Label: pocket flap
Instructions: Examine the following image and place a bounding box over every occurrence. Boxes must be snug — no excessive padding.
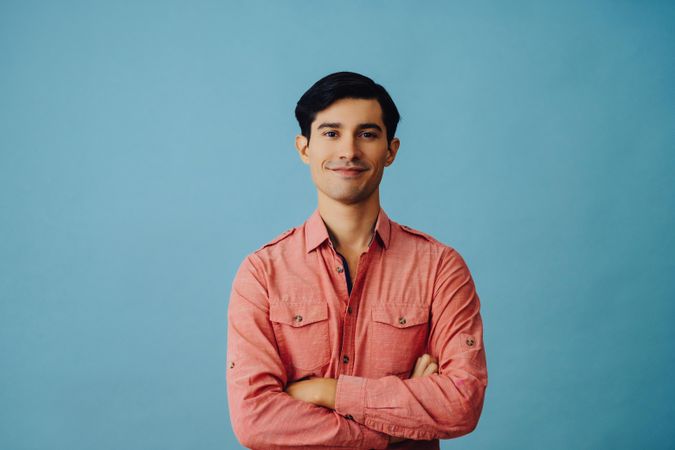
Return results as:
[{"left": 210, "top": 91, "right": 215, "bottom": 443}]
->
[
  {"left": 371, "top": 303, "right": 428, "bottom": 328},
  {"left": 269, "top": 302, "right": 328, "bottom": 327}
]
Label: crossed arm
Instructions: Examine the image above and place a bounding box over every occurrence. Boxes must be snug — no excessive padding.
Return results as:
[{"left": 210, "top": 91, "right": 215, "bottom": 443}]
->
[
  {"left": 285, "top": 354, "right": 440, "bottom": 446},
  {"left": 227, "top": 249, "right": 487, "bottom": 448}
]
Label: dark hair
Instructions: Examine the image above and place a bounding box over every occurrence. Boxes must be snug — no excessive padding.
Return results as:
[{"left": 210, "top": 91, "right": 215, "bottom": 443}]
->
[{"left": 295, "top": 71, "right": 401, "bottom": 145}]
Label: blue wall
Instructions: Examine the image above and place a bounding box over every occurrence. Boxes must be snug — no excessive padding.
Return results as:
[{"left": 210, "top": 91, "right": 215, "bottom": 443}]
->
[{"left": 1, "top": 1, "right": 673, "bottom": 449}]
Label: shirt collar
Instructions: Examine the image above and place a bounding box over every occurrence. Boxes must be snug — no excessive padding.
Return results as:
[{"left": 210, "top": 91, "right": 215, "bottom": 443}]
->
[{"left": 305, "top": 207, "right": 391, "bottom": 253}]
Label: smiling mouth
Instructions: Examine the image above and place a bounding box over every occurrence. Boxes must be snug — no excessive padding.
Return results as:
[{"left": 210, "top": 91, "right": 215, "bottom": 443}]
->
[{"left": 330, "top": 168, "right": 367, "bottom": 177}]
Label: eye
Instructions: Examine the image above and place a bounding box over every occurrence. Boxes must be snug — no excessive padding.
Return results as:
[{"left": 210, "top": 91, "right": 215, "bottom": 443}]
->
[
  {"left": 361, "top": 131, "right": 378, "bottom": 139},
  {"left": 323, "top": 131, "right": 338, "bottom": 138}
]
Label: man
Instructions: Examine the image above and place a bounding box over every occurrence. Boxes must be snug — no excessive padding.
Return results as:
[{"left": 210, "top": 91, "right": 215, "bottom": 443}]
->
[{"left": 226, "top": 71, "right": 487, "bottom": 449}]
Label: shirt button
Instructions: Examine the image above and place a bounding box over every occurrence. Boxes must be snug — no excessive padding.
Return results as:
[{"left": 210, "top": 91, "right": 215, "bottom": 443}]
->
[
  {"left": 398, "top": 317, "right": 406, "bottom": 325},
  {"left": 336, "top": 266, "right": 344, "bottom": 273},
  {"left": 343, "top": 355, "right": 349, "bottom": 364},
  {"left": 229, "top": 361, "right": 235, "bottom": 369},
  {"left": 347, "top": 306, "right": 352, "bottom": 314},
  {"left": 345, "top": 414, "right": 354, "bottom": 420},
  {"left": 466, "top": 336, "right": 475, "bottom": 346},
  {"left": 294, "top": 315, "right": 303, "bottom": 323}
]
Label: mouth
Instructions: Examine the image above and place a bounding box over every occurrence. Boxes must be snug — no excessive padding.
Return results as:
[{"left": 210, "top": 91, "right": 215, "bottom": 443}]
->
[{"left": 330, "top": 168, "right": 368, "bottom": 178}]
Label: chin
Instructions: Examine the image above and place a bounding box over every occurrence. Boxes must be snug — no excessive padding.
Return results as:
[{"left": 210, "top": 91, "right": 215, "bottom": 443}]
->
[{"left": 326, "top": 189, "right": 375, "bottom": 205}]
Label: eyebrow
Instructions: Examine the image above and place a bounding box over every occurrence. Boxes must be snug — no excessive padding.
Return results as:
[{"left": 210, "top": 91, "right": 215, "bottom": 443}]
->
[{"left": 316, "top": 122, "right": 383, "bottom": 132}]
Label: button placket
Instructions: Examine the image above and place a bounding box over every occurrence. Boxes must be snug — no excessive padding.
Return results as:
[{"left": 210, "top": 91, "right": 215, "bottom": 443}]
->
[{"left": 336, "top": 245, "right": 377, "bottom": 378}]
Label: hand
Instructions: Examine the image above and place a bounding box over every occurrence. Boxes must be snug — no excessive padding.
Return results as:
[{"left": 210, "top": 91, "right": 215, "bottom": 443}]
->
[
  {"left": 388, "top": 353, "right": 438, "bottom": 446},
  {"left": 285, "top": 377, "right": 337, "bottom": 409},
  {"left": 284, "top": 355, "right": 438, "bottom": 447},
  {"left": 410, "top": 353, "right": 438, "bottom": 378}
]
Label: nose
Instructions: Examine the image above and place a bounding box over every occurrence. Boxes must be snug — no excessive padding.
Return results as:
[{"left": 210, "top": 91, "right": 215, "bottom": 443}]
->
[{"left": 339, "top": 137, "right": 360, "bottom": 160}]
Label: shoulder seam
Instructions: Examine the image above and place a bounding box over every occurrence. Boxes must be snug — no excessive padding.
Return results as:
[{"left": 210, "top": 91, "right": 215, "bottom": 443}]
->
[
  {"left": 398, "top": 223, "right": 441, "bottom": 244},
  {"left": 255, "top": 227, "right": 296, "bottom": 252}
]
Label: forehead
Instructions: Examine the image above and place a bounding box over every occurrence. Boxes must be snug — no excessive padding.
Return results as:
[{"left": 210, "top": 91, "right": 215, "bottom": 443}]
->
[{"left": 312, "top": 98, "right": 384, "bottom": 128}]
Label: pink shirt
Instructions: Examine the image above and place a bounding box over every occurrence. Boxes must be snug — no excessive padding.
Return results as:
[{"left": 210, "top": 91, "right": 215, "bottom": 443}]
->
[{"left": 226, "top": 208, "right": 487, "bottom": 449}]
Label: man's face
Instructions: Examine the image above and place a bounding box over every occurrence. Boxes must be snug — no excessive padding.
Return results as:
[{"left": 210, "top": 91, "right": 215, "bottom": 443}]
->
[{"left": 295, "top": 98, "right": 400, "bottom": 205}]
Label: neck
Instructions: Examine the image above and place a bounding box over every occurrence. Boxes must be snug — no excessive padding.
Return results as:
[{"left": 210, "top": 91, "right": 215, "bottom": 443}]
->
[{"left": 317, "top": 190, "right": 381, "bottom": 254}]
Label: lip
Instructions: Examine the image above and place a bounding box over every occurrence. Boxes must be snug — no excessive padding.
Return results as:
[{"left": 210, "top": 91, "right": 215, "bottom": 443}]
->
[{"left": 330, "top": 168, "right": 367, "bottom": 178}]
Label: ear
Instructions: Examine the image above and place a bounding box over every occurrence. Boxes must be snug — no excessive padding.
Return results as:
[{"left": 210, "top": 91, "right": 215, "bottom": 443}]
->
[
  {"left": 384, "top": 137, "right": 400, "bottom": 167},
  {"left": 295, "top": 134, "right": 310, "bottom": 165}
]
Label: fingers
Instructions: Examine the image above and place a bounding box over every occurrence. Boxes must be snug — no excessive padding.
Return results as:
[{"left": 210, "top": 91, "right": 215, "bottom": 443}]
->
[
  {"left": 411, "top": 354, "right": 430, "bottom": 378},
  {"left": 422, "top": 361, "right": 438, "bottom": 377},
  {"left": 411, "top": 353, "right": 438, "bottom": 378}
]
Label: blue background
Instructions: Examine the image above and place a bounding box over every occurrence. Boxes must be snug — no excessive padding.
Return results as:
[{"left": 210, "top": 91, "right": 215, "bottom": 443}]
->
[{"left": 2, "top": 1, "right": 673, "bottom": 449}]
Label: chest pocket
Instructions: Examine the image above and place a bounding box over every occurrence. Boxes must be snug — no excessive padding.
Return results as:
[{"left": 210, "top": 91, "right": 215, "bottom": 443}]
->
[
  {"left": 269, "top": 301, "right": 331, "bottom": 374},
  {"left": 368, "top": 303, "right": 430, "bottom": 377}
]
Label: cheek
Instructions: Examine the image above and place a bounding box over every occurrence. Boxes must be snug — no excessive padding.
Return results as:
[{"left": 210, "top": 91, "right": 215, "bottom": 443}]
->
[{"left": 308, "top": 160, "right": 325, "bottom": 185}]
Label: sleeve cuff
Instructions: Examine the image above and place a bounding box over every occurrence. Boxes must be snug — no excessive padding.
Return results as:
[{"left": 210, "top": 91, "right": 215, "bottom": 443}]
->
[{"left": 335, "top": 374, "right": 367, "bottom": 423}]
